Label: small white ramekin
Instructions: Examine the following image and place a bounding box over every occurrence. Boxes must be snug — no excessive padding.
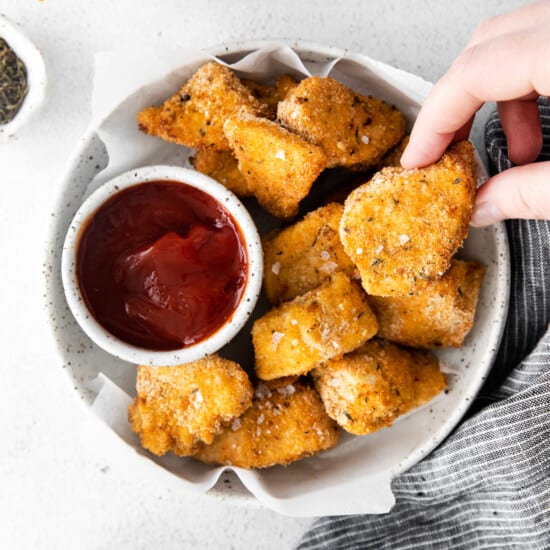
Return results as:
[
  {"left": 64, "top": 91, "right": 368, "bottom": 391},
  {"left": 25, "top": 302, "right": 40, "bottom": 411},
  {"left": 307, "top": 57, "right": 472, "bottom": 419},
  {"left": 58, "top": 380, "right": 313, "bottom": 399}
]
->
[{"left": 61, "top": 165, "right": 263, "bottom": 366}]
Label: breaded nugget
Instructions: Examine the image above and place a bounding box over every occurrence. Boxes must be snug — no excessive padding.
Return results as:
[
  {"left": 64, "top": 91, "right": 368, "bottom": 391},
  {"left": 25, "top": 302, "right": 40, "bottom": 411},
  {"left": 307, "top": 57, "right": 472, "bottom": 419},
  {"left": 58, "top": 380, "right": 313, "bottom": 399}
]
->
[
  {"left": 190, "top": 147, "right": 252, "bottom": 196},
  {"left": 340, "top": 141, "right": 477, "bottom": 297},
  {"left": 224, "top": 112, "right": 327, "bottom": 219},
  {"left": 128, "top": 355, "right": 253, "bottom": 457},
  {"left": 263, "top": 203, "right": 357, "bottom": 304},
  {"left": 368, "top": 259, "right": 486, "bottom": 348},
  {"left": 193, "top": 381, "right": 339, "bottom": 468},
  {"left": 242, "top": 74, "right": 298, "bottom": 119},
  {"left": 252, "top": 272, "right": 378, "bottom": 380},
  {"left": 277, "top": 76, "right": 406, "bottom": 168},
  {"left": 275, "top": 74, "right": 299, "bottom": 99},
  {"left": 137, "top": 62, "right": 265, "bottom": 150},
  {"left": 407, "top": 348, "right": 447, "bottom": 409},
  {"left": 312, "top": 339, "right": 445, "bottom": 435},
  {"left": 242, "top": 79, "right": 279, "bottom": 119}
]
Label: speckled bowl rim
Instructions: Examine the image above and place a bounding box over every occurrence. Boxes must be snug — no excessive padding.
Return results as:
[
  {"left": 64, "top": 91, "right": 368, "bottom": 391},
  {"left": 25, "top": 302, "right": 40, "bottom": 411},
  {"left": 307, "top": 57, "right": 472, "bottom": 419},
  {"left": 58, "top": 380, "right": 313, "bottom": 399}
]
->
[
  {"left": 61, "top": 165, "right": 263, "bottom": 367},
  {"left": 44, "top": 39, "right": 511, "bottom": 509}
]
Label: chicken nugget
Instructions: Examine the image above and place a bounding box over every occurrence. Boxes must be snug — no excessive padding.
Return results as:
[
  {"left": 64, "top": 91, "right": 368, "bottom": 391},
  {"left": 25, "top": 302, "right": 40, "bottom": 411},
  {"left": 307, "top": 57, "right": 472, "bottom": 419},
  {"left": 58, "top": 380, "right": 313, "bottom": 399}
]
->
[
  {"left": 275, "top": 74, "right": 299, "bottom": 99},
  {"left": 252, "top": 272, "right": 378, "bottom": 380},
  {"left": 137, "top": 62, "right": 265, "bottom": 150},
  {"left": 128, "top": 355, "right": 253, "bottom": 457},
  {"left": 368, "top": 259, "right": 486, "bottom": 348},
  {"left": 340, "top": 141, "right": 477, "bottom": 297},
  {"left": 242, "top": 74, "right": 298, "bottom": 119},
  {"left": 263, "top": 203, "right": 357, "bottom": 304},
  {"left": 193, "top": 381, "right": 339, "bottom": 468},
  {"left": 190, "top": 147, "right": 252, "bottom": 196},
  {"left": 312, "top": 339, "right": 445, "bottom": 435},
  {"left": 224, "top": 112, "right": 327, "bottom": 219},
  {"left": 277, "top": 76, "right": 406, "bottom": 168}
]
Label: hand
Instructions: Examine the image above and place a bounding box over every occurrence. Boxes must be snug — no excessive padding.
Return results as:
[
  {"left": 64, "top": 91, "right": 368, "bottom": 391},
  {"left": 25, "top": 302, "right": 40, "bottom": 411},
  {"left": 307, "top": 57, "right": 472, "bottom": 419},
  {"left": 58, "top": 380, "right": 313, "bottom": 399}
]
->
[{"left": 400, "top": 1, "right": 550, "bottom": 226}]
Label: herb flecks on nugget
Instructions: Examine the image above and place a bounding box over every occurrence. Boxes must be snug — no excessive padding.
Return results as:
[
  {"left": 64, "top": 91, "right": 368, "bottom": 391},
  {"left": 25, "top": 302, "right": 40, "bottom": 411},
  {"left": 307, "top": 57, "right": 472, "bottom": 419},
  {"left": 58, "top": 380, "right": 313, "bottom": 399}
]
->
[
  {"left": 137, "top": 62, "right": 266, "bottom": 150},
  {"left": 340, "top": 141, "right": 476, "bottom": 297},
  {"left": 278, "top": 75, "right": 406, "bottom": 169},
  {"left": 224, "top": 112, "right": 327, "bottom": 219},
  {"left": 128, "top": 355, "right": 253, "bottom": 457}
]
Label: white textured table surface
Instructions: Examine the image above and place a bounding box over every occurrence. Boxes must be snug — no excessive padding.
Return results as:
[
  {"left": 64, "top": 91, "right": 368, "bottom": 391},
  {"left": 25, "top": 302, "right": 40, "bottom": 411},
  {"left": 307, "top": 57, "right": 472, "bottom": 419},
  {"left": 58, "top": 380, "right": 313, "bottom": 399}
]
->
[{"left": 0, "top": 1, "right": 527, "bottom": 549}]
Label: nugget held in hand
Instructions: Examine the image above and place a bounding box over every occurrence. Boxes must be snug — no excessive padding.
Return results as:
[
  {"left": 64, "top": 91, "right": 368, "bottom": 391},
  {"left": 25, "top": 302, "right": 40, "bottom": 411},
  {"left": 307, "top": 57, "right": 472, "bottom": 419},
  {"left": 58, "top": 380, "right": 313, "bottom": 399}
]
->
[
  {"left": 193, "top": 381, "right": 339, "bottom": 468},
  {"left": 278, "top": 76, "right": 406, "bottom": 168},
  {"left": 340, "top": 141, "right": 477, "bottom": 297},
  {"left": 312, "top": 339, "right": 445, "bottom": 435},
  {"left": 137, "top": 62, "right": 265, "bottom": 150},
  {"left": 252, "top": 272, "right": 378, "bottom": 380},
  {"left": 128, "top": 355, "right": 253, "bottom": 457},
  {"left": 368, "top": 259, "right": 486, "bottom": 348},
  {"left": 224, "top": 112, "right": 327, "bottom": 219},
  {"left": 263, "top": 203, "right": 357, "bottom": 304}
]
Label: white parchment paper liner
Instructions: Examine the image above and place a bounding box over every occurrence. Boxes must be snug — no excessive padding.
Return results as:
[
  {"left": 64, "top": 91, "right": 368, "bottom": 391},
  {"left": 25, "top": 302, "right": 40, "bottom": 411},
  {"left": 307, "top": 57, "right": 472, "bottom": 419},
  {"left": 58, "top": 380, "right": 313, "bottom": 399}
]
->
[{"left": 83, "top": 42, "right": 453, "bottom": 517}]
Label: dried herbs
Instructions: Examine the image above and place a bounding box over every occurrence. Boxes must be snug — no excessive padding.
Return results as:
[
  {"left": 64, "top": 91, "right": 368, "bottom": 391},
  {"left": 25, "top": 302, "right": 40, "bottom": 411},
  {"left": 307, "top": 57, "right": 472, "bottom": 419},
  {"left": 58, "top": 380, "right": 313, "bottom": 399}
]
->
[{"left": 0, "top": 37, "right": 28, "bottom": 125}]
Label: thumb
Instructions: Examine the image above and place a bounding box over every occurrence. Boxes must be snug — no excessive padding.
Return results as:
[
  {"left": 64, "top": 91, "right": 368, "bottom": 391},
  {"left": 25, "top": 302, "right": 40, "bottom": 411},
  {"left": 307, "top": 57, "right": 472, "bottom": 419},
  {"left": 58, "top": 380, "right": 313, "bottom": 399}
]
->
[{"left": 470, "top": 161, "right": 550, "bottom": 226}]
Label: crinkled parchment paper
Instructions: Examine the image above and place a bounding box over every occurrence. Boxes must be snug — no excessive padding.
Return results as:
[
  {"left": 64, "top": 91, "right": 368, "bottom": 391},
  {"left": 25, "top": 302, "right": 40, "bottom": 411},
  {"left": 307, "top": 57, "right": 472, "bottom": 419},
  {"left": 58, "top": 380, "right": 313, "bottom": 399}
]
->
[{"left": 81, "top": 42, "right": 466, "bottom": 517}]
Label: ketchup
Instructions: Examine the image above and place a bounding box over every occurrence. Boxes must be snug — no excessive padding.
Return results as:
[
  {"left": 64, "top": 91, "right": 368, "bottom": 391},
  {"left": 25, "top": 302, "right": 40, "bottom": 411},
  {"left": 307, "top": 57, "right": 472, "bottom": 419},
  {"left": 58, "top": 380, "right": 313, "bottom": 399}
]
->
[{"left": 77, "top": 181, "right": 248, "bottom": 351}]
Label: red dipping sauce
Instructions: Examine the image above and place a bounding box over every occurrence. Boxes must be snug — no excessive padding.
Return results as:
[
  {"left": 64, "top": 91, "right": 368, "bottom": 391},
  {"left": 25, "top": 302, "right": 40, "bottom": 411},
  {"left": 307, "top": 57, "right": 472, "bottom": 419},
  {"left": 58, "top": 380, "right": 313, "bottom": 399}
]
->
[{"left": 77, "top": 181, "right": 248, "bottom": 351}]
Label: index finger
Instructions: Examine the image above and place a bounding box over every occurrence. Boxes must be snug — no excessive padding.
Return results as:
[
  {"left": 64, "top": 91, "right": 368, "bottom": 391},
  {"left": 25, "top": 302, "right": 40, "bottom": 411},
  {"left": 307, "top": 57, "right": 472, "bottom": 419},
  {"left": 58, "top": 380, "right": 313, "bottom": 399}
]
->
[{"left": 401, "top": 27, "right": 547, "bottom": 168}]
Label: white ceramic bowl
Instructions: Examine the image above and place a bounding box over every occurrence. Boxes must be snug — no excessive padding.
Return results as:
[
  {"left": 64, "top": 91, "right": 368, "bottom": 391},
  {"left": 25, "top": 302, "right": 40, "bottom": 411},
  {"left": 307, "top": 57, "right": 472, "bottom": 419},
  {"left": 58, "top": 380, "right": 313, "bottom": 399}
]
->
[
  {"left": 47, "top": 41, "right": 510, "bottom": 515},
  {"left": 61, "top": 165, "right": 263, "bottom": 366}
]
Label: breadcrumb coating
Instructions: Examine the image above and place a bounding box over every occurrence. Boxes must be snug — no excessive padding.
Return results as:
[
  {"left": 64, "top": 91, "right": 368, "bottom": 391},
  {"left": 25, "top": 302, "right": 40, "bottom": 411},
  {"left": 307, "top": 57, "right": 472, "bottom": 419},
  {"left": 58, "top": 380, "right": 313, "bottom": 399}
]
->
[
  {"left": 128, "top": 355, "right": 253, "bottom": 457},
  {"left": 368, "top": 259, "right": 486, "bottom": 348},
  {"left": 224, "top": 112, "right": 327, "bottom": 219},
  {"left": 190, "top": 147, "right": 252, "bottom": 196},
  {"left": 252, "top": 272, "right": 378, "bottom": 380},
  {"left": 312, "top": 339, "right": 445, "bottom": 435},
  {"left": 262, "top": 203, "right": 357, "bottom": 305},
  {"left": 278, "top": 76, "right": 406, "bottom": 168},
  {"left": 137, "top": 62, "right": 265, "bottom": 150},
  {"left": 340, "top": 141, "right": 477, "bottom": 297},
  {"left": 193, "top": 381, "right": 339, "bottom": 468},
  {"left": 242, "top": 74, "right": 297, "bottom": 119}
]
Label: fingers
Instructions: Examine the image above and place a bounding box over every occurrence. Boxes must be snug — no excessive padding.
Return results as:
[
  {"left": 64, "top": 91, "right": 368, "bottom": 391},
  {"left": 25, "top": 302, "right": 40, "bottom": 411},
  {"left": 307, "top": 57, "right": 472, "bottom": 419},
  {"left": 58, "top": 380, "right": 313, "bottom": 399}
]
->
[
  {"left": 470, "top": 161, "right": 550, "bottom": 226},
  {"left": 467, "top": 0, "right": 550, "bottom": 47},
  {"left": 498, "top": 97, "right": 543, "bottom": 164},
  {"left": 401, "top": 27, "right": 547, "bottom": 169}
]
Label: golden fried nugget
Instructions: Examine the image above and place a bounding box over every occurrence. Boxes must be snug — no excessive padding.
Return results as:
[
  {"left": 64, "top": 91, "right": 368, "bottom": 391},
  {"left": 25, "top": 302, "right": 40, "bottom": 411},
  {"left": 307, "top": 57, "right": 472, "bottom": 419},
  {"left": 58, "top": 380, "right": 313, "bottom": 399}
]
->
[
  {"left": 275, "top": 74, "right": 299, "bottom": 99},
  {"left": 137, "top": 62, "right": 265, "bottom": 150},
  {"left": 252, "top": 272, "right": 378, "bottom": 380},
  {"left": 242, "top": 74, "right": 298, "bottom": 119},
  {"left": 368, "top": 259, "right": 486, "bottom": 348},
  {"left": 190, "top": 147, "right": 252, "bottom": 196},
  {"left": 340, "top": 141, "right": 477, "bottom": 297},
  {"left": 263, "top": 203, "right": 357, "bottom": 304},
  {"left": 224, "top": 112, "right": 327, "bottom": 219},
  {"left": 407, "top": 348, "right": 447, "bottom": 409},
  {"left": 242, "top": 79, "right": 279, "bottom": 120},
  {"left": 277, "top": 76, "right": 406, "bottom": 168},
  {"left": 193, "top": 381, "right": 339, "bottom": 468},
  {"left": 312, "top": 339, "right": 445, "bottom": 435},
  {"left": 128, "top": 355, "right": 253, "bottom": 457}
]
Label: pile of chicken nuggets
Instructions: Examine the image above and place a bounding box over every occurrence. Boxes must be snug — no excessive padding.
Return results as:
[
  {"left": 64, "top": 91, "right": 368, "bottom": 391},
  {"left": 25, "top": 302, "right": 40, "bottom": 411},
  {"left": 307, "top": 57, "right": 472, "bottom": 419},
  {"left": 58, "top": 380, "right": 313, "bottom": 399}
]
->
[{"left": 129, "top": 61, "right": 485, "bottom": 469}]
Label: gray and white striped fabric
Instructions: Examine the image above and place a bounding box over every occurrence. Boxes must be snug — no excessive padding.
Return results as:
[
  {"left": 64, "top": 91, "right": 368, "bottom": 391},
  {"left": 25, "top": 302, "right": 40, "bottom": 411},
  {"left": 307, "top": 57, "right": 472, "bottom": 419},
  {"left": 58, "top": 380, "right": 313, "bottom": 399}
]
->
[{"left": 298, "top": 104, "right": 550, "bottom": 549}]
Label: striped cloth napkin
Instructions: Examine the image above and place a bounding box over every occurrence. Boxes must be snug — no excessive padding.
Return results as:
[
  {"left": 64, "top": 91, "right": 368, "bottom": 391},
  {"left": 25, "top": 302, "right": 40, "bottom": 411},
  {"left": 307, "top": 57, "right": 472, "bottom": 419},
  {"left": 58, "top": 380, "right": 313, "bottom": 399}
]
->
[{"left": 298, "top": 104, "right": 550, "bottom": 549}]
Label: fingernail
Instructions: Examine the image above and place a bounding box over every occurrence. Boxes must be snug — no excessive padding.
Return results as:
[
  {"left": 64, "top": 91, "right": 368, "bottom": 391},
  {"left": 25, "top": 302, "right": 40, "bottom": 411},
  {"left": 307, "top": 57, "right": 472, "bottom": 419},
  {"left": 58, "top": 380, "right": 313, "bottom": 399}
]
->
[{"left": 470, "top": 201, "right": 503, "bottom": 227}]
